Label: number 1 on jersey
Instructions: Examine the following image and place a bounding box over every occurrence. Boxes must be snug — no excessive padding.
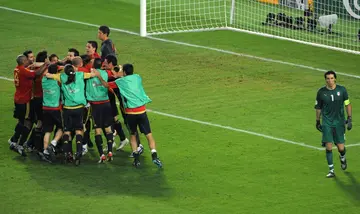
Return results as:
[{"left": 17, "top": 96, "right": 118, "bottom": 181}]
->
[{"left": 330, "top": 94, "right": 334, "bottom": 101}]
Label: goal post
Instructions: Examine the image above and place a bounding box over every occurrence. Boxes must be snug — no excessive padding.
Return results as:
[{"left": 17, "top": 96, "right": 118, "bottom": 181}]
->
[{"left": 141, "top": 0, "right": 360, "bottom": 54}]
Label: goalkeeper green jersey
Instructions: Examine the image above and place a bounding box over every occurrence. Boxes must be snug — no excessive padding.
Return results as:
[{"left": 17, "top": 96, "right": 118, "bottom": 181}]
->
[{"left": 314, "top": 85, "right": 349, "bottom": 127}]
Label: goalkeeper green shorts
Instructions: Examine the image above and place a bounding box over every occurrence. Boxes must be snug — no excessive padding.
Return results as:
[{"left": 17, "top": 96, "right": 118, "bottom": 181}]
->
[{"left": 322, "top": 124, "right": 345, "bottom": 144}]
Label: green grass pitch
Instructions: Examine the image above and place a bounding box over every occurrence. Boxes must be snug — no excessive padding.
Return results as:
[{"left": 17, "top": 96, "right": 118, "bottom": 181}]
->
[{"left": 0, "top": 0, "right": 360, "bottom": 213}]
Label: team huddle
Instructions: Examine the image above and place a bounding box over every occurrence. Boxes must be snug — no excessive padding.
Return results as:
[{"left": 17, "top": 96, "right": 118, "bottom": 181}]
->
[{"left": 8, "top": 25, "right": 162, "bottom": 168}]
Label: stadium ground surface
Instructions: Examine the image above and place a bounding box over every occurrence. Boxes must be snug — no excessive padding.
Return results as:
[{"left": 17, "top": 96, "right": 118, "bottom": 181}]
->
[{"left": 0, "top": 0, "right": 360, "bottom": 213}]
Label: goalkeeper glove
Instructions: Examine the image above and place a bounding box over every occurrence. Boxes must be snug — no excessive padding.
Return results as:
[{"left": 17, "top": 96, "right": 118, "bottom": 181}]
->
[
  {"left": 346, "top": 116, "right": 352, "bottom": 131},
  {"left": 316, "top": 120, "right": 322, "bottom": 132}
]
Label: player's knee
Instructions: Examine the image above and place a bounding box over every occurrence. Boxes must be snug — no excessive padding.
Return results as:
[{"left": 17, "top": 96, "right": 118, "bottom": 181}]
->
[
  {"left": 104, "top": 126, "right": 112, "bottom": 134},
  {"left": 326, "top": 149, "right": 332, "bottom": 153},
  {"left": 95, "top": 128, "right": 102, "bottom": 135}
]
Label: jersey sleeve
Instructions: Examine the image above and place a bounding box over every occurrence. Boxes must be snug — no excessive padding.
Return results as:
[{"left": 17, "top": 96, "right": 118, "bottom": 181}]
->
[
  {"left": 83, "top": 72, "right": 92, "bottom": 79},
  {"left": 314, "top": 90, "right": 323, "bottom": 109},
  {"left": 53, "top": 73, "right": 61, "bottom": 82},
  {"left": 23, "top": 68, "right": 36, "bottom": 79},
  {"left": 343, "top": 87, "right": 350, "bottom": 105},
  {"left": 108, "top": 82, "right": 118, "bottom": 89}
]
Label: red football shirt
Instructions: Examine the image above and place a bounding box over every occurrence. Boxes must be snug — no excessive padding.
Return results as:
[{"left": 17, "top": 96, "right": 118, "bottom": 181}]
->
[
  {"left": 90, "top": 52, "right": 101, "bottom": 59},
  {"left": 33, "top": 67, "right": 44, "bottom": 98},
  {"left": 14, "top": 65, "right": 36, "bottom": 104},
  {"left": 77, "top": 67, "right": 90, "bottom": 73}
]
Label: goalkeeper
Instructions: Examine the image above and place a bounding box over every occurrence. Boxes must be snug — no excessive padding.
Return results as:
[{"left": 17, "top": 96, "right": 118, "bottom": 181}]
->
[{"left": 314, "top": 71, "right": 352, "bottom": 178}]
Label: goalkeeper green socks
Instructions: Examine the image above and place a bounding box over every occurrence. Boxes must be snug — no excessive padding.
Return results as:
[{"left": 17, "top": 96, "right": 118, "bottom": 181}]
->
[{"left": 326, "top": 149, "right": 334, "bottom": 171}]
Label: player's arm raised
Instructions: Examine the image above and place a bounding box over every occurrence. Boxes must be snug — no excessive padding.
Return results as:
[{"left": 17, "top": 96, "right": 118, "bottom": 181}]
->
[{"left": 34, "top": 62, "right": 49, "bottom": 76}]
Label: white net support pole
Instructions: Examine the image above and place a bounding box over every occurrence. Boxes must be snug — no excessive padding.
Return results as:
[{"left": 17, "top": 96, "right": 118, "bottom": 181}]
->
[{"left": 140, "top": 0, "right": 147, "bottom": 37}]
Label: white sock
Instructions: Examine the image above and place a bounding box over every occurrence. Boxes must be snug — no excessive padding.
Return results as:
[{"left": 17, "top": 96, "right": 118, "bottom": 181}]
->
[
  {"left": 51, "top": 140, "right": 57, "bottom": 147},
  {"left": 151, "top": 149, "right": 157, "bottom": 154},
  {"left": 43, "top": 149, "right": 49, "bottom": 155}
]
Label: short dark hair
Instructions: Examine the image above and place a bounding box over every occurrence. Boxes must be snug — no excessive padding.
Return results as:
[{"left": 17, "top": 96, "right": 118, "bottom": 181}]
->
[
  {"left": 48, "top": 64, "right": 58, "bottom": 74},
  {"left": 68, "top": 48, "right": 79, "bottom": 57},
  {"left": 105, "top": 54, "right": 117, "bottom": 66},
  {"left": 23, "top": 50, "right": 33, "bottom": 58},
  {"left": 99, "top": 25, "right": 110, "bottom": 36},
  {"left": 324, "top": 70, "right": 337, "bottom": 79},
  {"left": 36, "top": 50, "right": 48, "bottom": 62},
  {"left": 49, "top": 54, "right": 58, "bottom": 62},
  {"left": 123, "top": 64, "right": 134, "bottom": 75},
  {"left": 93, "top": 58, "right": 102, "bottom": 69},
  {"left": 87, "top": 40, "right": 98, "bottom": 52},
  {"left": 80, "top": 54, "right": 91, "bottom": 66}
]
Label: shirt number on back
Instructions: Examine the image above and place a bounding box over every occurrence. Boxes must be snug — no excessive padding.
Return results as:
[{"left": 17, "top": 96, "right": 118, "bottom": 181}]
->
[{"left": 14, "top": 69, "right": 19, "bottom": 87}]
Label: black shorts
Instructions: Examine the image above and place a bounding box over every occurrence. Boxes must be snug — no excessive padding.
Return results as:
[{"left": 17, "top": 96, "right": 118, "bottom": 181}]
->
[
  {"left": 83, "top": 106, "right": 91, "bottom": 123},
  {"left": 13, "top": 102, "right": 34, "bottom": 124},
  {"left": 91, "top": 102, "right": 113, "bottom": 129},
  {"left": 62, "top": 108, "right": 84, "bottom": 132},
  {"left": 108, "top": 91, "right": 119, "bottom": 117},
  {"left": 31, "top": 97, "right": 43, "bottom": 122},
  {"left": 42, "top": 110, "right": 63, "bottom": 132},
  {"left": 126, "top": 112, "right": 151, "bottom": 135}
]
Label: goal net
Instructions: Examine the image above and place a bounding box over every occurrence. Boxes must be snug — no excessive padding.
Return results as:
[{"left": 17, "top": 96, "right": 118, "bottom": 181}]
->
[{"left": 141, "top": 0, "right": 360, "bottom": 54}]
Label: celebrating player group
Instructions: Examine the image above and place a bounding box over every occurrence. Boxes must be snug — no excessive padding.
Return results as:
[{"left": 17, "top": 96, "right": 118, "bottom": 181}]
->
[{"left": 8, "top": 25, "right": 162, "bottom": 168}]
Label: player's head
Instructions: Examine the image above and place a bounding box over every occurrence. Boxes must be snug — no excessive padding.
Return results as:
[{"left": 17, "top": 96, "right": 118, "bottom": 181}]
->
[
  {"left": 49, "top": 54, "right": 59, "bottom": 64},
  {"left": 35, "top": 50, "right": 48, "bottom": 62},
  {"left": 122, "top": 64, "right": 134, "bottom": 76},
  {"left": 86, "top": 41, "right": 98, "bottom": 55},
  {"left": 23, "top": 50, "right": 34, "bottom": 64},
  {"left": 324, "top": 70, "right": 337, "bottom": 87},
  {"left": 98, "top": 26, "right": 110, "bottom": 40},
  {"left": 72, "top": 56, "right": 83, "bottom": 68},
  {"left": 16, "top": 55, "right": 28, "bottom": 66},
  {"left": 64, "top": 64, "right": 76, "bottom": 85},
  {"left": 47, "top": 63, "right": 58, "bottom": 74},
  {"left": 67, "top": 48, "right": 79, "bottom": 60},
  {"left": 80, "top": 54, "right": 91, "bottom": 66},
  {"left": 104, "top": 54, "right": 117, "bottom": 69},
  {"left": 93, "top": 58, "right": 102, "bottom": 69}
]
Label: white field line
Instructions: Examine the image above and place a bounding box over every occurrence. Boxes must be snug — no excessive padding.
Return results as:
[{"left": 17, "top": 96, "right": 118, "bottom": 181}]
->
[
  {"left": 0, "top": 77, "right": 323, "bottom": 151},
  {"left": 0, "top": 6, "right": 360, "bottom": 79},
  {"left": 0, "top": 6, "right": 358, "bottom": 150}
]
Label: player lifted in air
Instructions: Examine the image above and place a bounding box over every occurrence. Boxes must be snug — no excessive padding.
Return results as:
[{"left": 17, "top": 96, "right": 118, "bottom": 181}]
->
[{"left": 314, "top": 70, "right": 352, "bottom": 178}]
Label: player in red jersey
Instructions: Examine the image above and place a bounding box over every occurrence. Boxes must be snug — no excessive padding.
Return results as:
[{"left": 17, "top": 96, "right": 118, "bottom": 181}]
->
[
  {"left": 9, "top": 55, "right": 48, "bottom": 156},
  {"left": 24, "top": 51, "right": 48, "bottom": 152},
  {"left": 86, "top": 41, "right": 101, "bottom": 60},
  {"left": 23, "top": 50, "right": 35, "bottom": 65}
]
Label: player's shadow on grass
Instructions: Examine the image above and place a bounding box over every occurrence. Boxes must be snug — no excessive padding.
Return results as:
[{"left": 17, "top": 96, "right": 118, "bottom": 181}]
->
[
  {"left": 15, "top": 149, "right": 173, "bottom": 198},
  {"left": 335, "top": 171, "right": 360, "bottom": 205}
]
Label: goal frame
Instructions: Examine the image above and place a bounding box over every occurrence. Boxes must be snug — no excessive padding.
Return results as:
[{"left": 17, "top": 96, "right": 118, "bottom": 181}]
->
[{"left": 140, "top": 0, "right": 360, "bottom": 55}]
